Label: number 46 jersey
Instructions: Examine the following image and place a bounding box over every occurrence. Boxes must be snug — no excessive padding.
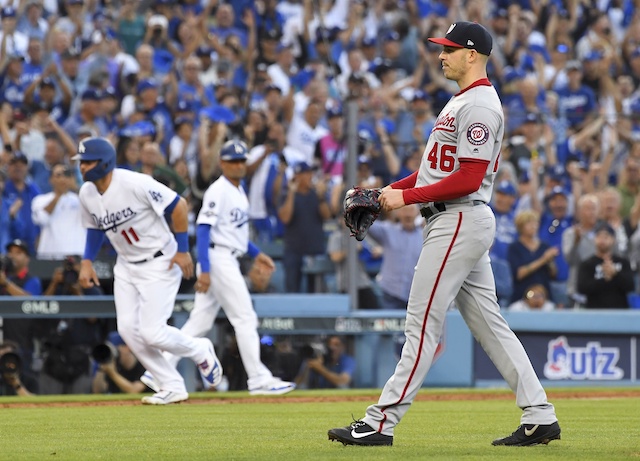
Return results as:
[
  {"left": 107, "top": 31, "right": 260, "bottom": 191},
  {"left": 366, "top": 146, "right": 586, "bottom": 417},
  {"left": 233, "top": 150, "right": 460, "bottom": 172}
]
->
[
  {"left": 416, "top": 81, "right": 504, "bottom": 205},
  {"left": 78, "top": 169, "right": 178, "bottom": 262}
]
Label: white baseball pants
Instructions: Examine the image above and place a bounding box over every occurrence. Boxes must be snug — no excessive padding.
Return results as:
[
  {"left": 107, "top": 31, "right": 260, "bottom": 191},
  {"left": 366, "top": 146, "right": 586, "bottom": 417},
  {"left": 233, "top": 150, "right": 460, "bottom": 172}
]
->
[
  {"left": 113, "top": 253, "right": 207, "bottom": 394},
  {"left": 167, "top": 246, "right": 274, "bottom": 389}
]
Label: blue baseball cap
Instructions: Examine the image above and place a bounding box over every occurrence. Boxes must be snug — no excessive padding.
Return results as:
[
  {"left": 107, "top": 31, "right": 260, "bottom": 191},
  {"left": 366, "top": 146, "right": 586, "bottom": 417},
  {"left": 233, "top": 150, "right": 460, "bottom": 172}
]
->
[
  {"left": 362, "top": 36, "right": 376, "bottom": 47},
  {"left": 315, "top": 27, "right": 335, "bottom": 42},
  {"left": 545, "top": 185, "right": 567, "bottom": 201},
  {"left": 1, "top": 6, "right": 17, "bottom": 19},
  {"left": 137, "top": 78, "right": 158, "bottom": 93},
  {"left": 412, "top": 89, "right": 430, "bottom": 102},
  {"left": 176, "top": 99, "right": 192, "bottom": 112},
  {"left": 103, "top": 86, "right": 117, "bottom": 98},
  {"left": 383, "top": 31, "right": 401, "bottom": 42},
  {"left": 594, "top": 221, "right": 615, "bottom": 236},
  {"left": 174, "top": 115, "right": 193, "bottom": 127},
  {"left": 81, "top": 88, "right": 103, "bottom": 101},
  {"left": 219, "top": 140, "right": 248, "bottom": 161},
  {"left": 9, "top": 151, "right": 29, "bottom": 165},
  {"left": 523, "top": 112, "right": 542, "bottom": 124},
  {"left": 293, "top": 161, "right": 314, "bottom": 174},
  {"left": 327, "top": 106, "right": 343, "bottom": 118},
  {"left": 195, "top": 45, "right": 212, "bottom": 57},
  {"left": 6, "top": 238, "right": 29, "bottom": 255},
  {"left": 503, "top": 67, "right": 525, "bottom": 84},
  {"left": 547, "top": 164, "right": 566, "bottom": 181},
  {"left": 495, "top": 180, "right": 516, "bottom": 196},
  {"left": 264, "top": 83, "right": 282, "bottom": 94},
  {"left": 276, "top": 41, "right": 293, "bottom": 53},
  {"left": 40, "top": 77, "right": 56, "bottom": 88}
]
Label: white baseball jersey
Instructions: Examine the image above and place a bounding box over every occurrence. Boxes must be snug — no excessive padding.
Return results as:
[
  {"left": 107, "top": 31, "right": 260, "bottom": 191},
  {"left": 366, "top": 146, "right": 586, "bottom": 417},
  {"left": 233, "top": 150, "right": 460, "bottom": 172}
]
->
[
  {"left": 78, "top": 169, "right": 178, "bottom": 262},
  {"left": 415, "top": 81, "right": 504, "bottom": 204},
  {"left": 197, "top": 175, "right": 249, "bottom": 253}
]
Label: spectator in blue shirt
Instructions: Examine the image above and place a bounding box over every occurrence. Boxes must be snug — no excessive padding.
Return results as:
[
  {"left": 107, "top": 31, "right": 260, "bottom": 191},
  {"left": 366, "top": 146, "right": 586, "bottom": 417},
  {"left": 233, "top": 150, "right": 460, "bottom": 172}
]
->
[
  {"left": 508, "top": 210, "right": 559, "bottom": 304},
  {"left": 296, "top": 336, "right": 356, "bottom": 389},
  {"left": 394, "top": 90, "right": 435, "bottom": 161},
  {"left": 210, "top": 4, "right": 248, "bottom": 49},
  {"left": 21, "top": 37, "right": 45, "bottom": 87},
  {"left": 2, "top": 153, "right": 40, "bottom": 256},
  {"left": 490, "top": 180, "right": 518, "bottom": 305},
  {"left": 490, "top": 180, "right": 518, "bottom": 261},
  {"left": 17, "top": 1, "right": 48, "bottom": 42},
  {"left": 0, "top": 52, "right": 28, "bottom": 109},
  {"left": 0, "top": 171, "right": 24, "bottom": 253},
  {"left": 539, "top": 186, "right": 573, "bottom": 307},
  {"left": 175, "top": 56, "right": 212, "bottom": 116},
  {"left": 254, "top": 0, "right": 285, "bottom": 36},
  {"left": 556, "top": 60, "right": 598, "bottom": 131},
  {"left": 62, "top": 88, "right": 109, "bottom": 142},
  {"left": 367, "top": 205, "right": 423, "bottom": 310}
]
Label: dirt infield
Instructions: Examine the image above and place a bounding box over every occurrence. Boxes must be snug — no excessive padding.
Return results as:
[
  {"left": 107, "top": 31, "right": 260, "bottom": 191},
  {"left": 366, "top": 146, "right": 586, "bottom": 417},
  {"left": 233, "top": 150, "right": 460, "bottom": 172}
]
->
[{"left": 2, "top": 389, "right": 640, "bottom": 409}]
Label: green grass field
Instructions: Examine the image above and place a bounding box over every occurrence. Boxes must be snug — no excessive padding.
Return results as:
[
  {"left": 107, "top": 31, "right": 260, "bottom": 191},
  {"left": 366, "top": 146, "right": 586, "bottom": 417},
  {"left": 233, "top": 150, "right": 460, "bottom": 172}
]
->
[{"left": 0, "top": 388, "right": 639, "bottom": 461}]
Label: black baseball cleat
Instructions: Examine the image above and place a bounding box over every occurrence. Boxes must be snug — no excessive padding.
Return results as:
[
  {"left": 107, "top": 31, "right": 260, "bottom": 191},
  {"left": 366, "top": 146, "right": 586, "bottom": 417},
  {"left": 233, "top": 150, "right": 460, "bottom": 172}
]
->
[
  {"left": 328, "top": 420, "right": 393, "bottom": 446},
  {"left": 492, "top": 422, "right": 561, "bottom": 446}
]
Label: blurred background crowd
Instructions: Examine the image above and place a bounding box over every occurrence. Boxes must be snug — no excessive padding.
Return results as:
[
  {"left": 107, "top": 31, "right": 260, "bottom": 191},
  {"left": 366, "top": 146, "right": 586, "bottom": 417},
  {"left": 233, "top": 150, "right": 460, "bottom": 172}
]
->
[{"left": 1, "top": 0, "right": 640, "bottom": 395}]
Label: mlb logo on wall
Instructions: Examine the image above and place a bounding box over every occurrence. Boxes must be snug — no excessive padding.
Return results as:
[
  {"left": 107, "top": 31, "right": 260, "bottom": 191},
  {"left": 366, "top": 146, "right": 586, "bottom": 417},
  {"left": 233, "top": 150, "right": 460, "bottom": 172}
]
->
[{"left": 543, "top": 336, "right": 623, "bottom": 380}]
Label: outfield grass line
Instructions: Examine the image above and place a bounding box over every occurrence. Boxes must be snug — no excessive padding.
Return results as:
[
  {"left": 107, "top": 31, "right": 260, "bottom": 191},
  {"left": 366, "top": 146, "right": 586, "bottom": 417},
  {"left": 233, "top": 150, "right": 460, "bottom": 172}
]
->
[{"left": 0, "top": 387, "right": 639, "bottom": 408}]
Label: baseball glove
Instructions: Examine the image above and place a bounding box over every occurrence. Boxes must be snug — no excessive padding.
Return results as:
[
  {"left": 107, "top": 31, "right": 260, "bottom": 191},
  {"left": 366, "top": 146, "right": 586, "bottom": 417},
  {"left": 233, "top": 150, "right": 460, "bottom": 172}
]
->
[{"left": 343, "top": 187, "right": 382, "bottom": 241}]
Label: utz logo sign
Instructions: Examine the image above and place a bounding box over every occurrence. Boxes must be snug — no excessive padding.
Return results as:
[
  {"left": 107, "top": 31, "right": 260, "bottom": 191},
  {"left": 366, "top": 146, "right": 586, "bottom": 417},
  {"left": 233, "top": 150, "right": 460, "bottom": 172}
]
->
[{"left": 543, "top": 336, "right": 623, "bottom": 380}]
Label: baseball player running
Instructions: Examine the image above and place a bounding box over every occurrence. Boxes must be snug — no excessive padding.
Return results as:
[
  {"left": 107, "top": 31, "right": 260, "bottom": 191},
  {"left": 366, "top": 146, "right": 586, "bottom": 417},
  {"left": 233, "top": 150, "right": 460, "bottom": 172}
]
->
[
  {"left": 76, "top": 137, "right": 222, "bottom": 405},
  {"left": 328, "top": 22, "right": 560, "bottom": 447},
  {"left": 145, "top": 140, "right": 295, "bottom": 396}
]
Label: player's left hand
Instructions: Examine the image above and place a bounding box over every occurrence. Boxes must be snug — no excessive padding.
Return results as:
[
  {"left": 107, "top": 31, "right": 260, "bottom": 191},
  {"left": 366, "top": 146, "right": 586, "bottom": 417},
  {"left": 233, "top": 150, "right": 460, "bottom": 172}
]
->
[
  {"left": 379, "top": 188, "right": 406, "bottom": 211},
  {"left": 79, "top": 259, "right": 100, "bottom": 289},
  {"left": 195, "top": 272, "right": 211, "bottom": 293},
  {"left": 254, "top": 253, "right": 276, "bottom": 273},
  {"left": 170, "top": 252, "right": 194, "bottom": 279}
]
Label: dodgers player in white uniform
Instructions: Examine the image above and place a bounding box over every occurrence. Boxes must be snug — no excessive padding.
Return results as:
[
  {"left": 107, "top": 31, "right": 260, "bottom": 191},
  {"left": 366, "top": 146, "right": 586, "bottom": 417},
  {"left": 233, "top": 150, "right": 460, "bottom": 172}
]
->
[
  {"left": 150, "top": 140, "right": 295, "bottom": 395},
  {"left": 329, "top": 23, "right": 560, "bottom": 447},
  {"left": 75, "top": 137, "right": 222, "bottom": 405}
]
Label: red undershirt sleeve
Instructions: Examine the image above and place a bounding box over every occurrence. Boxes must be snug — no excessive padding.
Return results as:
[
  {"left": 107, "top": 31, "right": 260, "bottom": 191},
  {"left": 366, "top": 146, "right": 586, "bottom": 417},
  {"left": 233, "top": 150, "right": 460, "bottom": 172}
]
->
[
  {"left": 389, "top": 170, "right": 418, "bottom": 190},
  {"left": 401, "top": 159, "right": 490, "bottom": 205}
]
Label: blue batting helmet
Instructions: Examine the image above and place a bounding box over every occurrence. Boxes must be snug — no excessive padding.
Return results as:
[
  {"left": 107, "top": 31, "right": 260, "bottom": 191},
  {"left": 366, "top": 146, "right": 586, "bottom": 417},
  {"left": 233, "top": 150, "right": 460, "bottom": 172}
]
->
[
  {"left": 73, "top": 137, "right": 116, "bottom": 182},
  {"left": 219, "top": 140, "right": 248, "bottom": 161}
]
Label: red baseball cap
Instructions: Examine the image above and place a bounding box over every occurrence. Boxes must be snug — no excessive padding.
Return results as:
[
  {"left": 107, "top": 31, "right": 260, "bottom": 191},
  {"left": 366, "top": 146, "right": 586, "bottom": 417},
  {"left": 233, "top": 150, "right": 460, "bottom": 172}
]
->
[{"left": 428, "top": 21, "right": 493, "bottom": 56}]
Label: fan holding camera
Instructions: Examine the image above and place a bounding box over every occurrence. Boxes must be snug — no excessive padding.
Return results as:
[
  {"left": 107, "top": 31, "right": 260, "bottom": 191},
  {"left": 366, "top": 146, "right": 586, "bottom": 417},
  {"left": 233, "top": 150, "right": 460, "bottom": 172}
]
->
[
  {"left": 43, "top": 256, "right": 102, "bottom": 296},
  {"left": 0, "top": 341, "right": 36, "bottom": 396},
  {"left": 91, "top": 332, "right": 151, "bottom": 395}
]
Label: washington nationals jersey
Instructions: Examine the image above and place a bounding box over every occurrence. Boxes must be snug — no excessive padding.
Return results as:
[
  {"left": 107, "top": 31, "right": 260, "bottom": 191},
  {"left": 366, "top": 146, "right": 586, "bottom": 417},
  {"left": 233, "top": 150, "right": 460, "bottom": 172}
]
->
[
  {"left": 78, "top": 169, "right": 178, "bottom": 262},
  {"left": 197, "top": 176, "right": 249, "bottom": 253},
  {"left": 415, "top": 81, "right": 504, "bottom": 204}
]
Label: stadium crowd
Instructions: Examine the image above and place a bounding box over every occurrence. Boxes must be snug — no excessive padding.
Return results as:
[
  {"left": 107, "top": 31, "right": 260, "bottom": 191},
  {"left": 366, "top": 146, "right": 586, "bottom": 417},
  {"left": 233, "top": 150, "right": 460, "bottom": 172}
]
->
[{"left": 1, "top": 0, "right": 640, "bottom": 394}]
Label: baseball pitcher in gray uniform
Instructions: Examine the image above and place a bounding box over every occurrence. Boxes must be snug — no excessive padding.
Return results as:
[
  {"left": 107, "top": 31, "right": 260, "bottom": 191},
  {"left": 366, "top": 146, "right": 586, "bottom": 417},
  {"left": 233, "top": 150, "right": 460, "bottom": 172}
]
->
[{"left": 328, "top": 22, "right": 560, "bottom": 447}]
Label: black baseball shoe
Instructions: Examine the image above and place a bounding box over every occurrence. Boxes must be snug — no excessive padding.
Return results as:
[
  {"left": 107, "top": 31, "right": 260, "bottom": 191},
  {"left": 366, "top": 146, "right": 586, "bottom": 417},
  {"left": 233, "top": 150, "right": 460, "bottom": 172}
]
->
[
  {"left": 492, "top": 422, "right": 561, "bottom": 446},
  {"left": 328, "top": 420, "right": 393, "bottom": 446}
]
